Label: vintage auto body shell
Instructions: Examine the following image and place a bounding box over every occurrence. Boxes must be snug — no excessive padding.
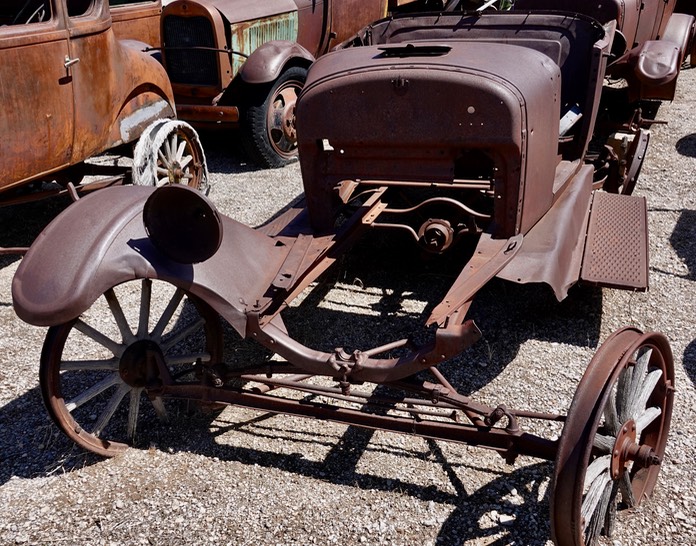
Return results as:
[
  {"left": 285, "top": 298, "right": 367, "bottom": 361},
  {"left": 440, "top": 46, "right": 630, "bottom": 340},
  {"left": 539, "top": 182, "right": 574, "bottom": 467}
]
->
[
  {"left": 0, "top": 0, "right": 175, "bottom": 192},
  {"left": 12, "top": 186, "right": 291, "bottom": 336},
  {"left": 297, "top": 41, "right": 562, "bottom": 238},
  {"left": 110, "top": 0, "right": 163, "bottom": 47}
]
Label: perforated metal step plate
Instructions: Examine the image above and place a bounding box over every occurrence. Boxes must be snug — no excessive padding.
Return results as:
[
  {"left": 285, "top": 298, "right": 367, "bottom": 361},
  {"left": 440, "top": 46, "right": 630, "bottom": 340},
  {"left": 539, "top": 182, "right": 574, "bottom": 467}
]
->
[{"left": 580, "top": 191, "right": 649, "bottom": 290}]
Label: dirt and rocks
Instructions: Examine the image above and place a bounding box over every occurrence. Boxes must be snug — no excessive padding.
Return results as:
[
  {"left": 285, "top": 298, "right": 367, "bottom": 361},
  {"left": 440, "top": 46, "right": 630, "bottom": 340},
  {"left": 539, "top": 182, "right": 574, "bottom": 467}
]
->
[{"left": 0, "top": 67, "right": 694, "bottom": 546}]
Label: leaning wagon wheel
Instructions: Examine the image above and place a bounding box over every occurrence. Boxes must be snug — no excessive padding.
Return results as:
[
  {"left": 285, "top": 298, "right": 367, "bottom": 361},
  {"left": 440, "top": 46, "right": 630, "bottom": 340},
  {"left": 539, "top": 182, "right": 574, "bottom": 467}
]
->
[
  {"left": 40, "top": 279, "right": 222, "bottom": 457},
  {"left": 551, "top": 328, "right": 674, "bottom": 546},
  {"left": 133, "top": 119, "right": 210, "bottom": 194}
]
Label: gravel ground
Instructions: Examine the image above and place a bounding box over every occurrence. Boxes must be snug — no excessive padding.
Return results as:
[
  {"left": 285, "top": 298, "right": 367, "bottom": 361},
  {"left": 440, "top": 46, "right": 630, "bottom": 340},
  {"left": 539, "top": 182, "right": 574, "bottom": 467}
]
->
[{"left": 0, "top": 65, "right": 694, "bottom": 546}]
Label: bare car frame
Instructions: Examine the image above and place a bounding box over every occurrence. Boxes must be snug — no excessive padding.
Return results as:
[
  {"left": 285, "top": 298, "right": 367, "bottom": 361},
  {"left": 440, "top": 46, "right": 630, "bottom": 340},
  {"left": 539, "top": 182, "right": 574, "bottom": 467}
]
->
[{"left": 11, "top": 1, "right": 694, "bottom": 545}]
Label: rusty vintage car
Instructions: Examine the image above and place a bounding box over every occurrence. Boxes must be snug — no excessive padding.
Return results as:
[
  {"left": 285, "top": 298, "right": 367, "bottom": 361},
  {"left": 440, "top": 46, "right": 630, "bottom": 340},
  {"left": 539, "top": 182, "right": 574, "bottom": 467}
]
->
[
  {"left": 11, "top": 1, "right": 694, "bottom": 545},
  {"left": 158, "top": 0, "right": 450, "bottom": 168},
  {"left": 0, "top": 0, "right": 207, "bottom": 201}
]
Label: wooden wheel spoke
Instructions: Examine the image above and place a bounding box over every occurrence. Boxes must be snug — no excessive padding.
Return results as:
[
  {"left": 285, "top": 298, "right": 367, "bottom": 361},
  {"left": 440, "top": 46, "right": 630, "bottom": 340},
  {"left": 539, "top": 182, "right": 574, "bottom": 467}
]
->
[
  {"left": 623, "top": 350, "right": 651, "bottom": 418},
  {"left": 176, "top": 140, "right": 187, "bottom": 162},
  {"left": 74, "top": 319, "right": 123, "bottom": 356},
  {"left": 150, "top": 288, "right": 185, "bottom": 339},
  {"left": 151, "top": 396, "right": 169, "bottom": 423},
  {"left": 127, "top": 388, "right": 143, "bottom": 439},
  {"left": 631, "top": 368, "right": 662, "bottom": 421},
  {"left": 61, "top": 357, "right": 119, "bottom": 372},
  {"left": 137, "top": 279, "right": 152, "bottom": 337},
  {"left": 162, "top": 318, "right": 205, "bottom": 352},
  {"left": 179, "top": 154, "right": 193, "bottom": 169},
  {"left": 92, "top": 383, "right": 131, "bottom": 436},
  {"left": 582, "top": 463, "right": 612, "bottom": 531},
  {"left": 65, "top": 372, "right": 122, "bottom": 412},
  {"left": 619, "top": 469, "right": 636, "bottom": 508},
  {"left": 593, "top": 433, "right": 614, "bottom": 452},
  {"left": 104, "top": 288, "right": 134, "bottom": 343},
  {"left": 157, "top": 148, "right": 170, "bottom": 168},
  {"left": 636, "top": 406, "right": 662, "bottom": 436}
]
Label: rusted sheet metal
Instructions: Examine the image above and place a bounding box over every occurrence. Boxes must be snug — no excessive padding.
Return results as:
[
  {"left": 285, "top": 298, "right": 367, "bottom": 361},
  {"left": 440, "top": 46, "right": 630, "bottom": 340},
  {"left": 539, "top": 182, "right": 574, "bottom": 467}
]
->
[
  {"left": 201, "top": 0, "right": 298, "bottom": 24},
  {"left": 230, "top": 13, "right": 299, "bottom": 74},
  {"left": 110, "top": 0, "right": 162, "bottom": 47},
  {"left": 581, "top": 191, "right": 649, "bottom": 290},
  {"left": 175, "top": 104, "right": 240, "bottom": 123}
]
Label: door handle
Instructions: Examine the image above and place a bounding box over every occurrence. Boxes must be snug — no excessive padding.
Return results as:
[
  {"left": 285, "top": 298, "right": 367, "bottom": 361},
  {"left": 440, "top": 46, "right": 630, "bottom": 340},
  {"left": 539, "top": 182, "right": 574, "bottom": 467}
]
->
[{"left": 64, "top": 55, "right": 80, "bottom": 69}]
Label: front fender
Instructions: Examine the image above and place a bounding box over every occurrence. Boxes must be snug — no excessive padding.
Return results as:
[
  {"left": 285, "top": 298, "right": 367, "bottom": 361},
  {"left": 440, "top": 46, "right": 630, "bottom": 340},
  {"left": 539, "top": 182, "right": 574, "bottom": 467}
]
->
[
  {"left": 238, "top": 40, "right": 314, "bottom": 85},
  {"left": 12, "top": 186, "right": 290, "bottom": 336},
  {"left": 13, "top": 186, "right": 165, "bottom": 327}
]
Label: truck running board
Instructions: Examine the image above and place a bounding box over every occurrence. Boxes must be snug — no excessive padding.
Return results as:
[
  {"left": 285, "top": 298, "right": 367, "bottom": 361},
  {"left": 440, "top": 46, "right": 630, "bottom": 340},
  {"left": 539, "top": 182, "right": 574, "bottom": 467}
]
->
[{"left": 580, "top": 191, "right": 649, "bottom": 290}]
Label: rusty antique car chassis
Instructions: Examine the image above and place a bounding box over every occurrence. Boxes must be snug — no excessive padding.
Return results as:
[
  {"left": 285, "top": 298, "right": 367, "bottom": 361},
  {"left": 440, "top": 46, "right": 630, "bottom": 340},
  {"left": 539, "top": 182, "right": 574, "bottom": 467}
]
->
[{"left": 11, "top": 5, "right": 691, "bottom": 546}]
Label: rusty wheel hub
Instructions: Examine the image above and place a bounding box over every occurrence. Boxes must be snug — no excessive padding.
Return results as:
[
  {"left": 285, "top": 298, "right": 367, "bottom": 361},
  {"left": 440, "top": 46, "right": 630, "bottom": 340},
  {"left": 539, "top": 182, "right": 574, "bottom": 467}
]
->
[
  {"left": 610, "top": 419, "right": 662, "bottom": 479},
  {"left": 119, "top": 340, "right": 164, "bottom": 389},
  {"left": 280, "top": 102, "right": 297, "bottom": 143}
]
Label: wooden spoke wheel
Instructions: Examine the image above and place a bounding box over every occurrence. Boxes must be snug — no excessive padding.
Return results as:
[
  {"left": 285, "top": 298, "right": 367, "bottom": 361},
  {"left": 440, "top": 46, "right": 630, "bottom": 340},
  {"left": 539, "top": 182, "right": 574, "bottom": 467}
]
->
[
  {"left": 551, "top": 328, "right": 674, "bottom": 546},
  {"left": 133, "top": 120, "right": 210, "bottom": 194},
  {"left": 40, "top": 279, "right": 222, "bottom": 457}
]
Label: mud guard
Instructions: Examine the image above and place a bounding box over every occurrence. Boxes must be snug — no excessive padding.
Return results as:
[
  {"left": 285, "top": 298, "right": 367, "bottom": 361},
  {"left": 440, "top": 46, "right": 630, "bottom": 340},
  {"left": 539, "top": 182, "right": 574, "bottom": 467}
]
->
[
  {"left": 12, "top": 186, "right": 291, "bottom": 335},
  {"left": 238, "top": 40, "right": 314, "bottom": 85}
]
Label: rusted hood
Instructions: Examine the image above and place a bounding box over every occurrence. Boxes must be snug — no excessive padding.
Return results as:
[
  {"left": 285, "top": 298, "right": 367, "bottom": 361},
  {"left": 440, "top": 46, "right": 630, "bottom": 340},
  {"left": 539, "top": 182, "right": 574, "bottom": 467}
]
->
[{"left": 187, "top": 0, "right": 297, "bottom": 24}]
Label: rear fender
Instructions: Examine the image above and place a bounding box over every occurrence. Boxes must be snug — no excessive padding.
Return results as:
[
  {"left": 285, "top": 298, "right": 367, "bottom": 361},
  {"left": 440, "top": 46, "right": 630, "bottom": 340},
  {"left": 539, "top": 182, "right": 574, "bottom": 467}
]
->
[
  {"left": 12, "top": 186, "right": 290, "bottom": 336},
  {"left": 238, "top": 40, "right": 314, "bottom": 85}
]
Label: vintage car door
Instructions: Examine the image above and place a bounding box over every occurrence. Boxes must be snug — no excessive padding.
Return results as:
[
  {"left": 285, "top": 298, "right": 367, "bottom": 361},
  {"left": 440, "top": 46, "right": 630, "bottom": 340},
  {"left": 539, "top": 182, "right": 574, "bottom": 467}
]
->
[
  {"left": 0, "top": 0, "right": 74, "bottom": 191},
  {"left": 295, "top": 0, "right": 327, "bottom": 57},
  {"left": 64, "top": 0, "right": 124, "bottom": 163}
]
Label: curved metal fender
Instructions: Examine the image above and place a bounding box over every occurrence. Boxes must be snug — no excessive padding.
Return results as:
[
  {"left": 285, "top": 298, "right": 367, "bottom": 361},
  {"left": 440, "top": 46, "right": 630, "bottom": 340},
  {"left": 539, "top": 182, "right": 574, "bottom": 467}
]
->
[
  {"left": 238, "top": 40, "right": 314, "bottom": 85},
  {"left": 12, "top": 186, "right": 291, "bottom": 336},
  {"left": 106, "top": 39, "right": 176, "bottom": 147}
]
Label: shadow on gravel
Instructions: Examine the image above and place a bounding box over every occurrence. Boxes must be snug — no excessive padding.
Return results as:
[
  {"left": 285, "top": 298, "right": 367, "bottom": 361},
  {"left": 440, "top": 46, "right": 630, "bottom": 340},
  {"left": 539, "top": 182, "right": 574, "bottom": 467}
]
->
[
  {"left": 283, "top": 235, "right": 604, "bottom": 395},
  {"left": 198, "top": 129, "right": 299, "bottom": 175},
  {"left": 684, "top": 338, "right": 696, "bottom": 387},
  {"left": 0, "top": 205, "right": 600, "bottom": 546},
  {"left": 671, "top": 209, "right": 696, "bottom": 280},
  {"left": 675, "top": 133, "right": 696, "bottom": 158},
  {"left": 0, "top": 192, "right": 72, "bottom": 270}
]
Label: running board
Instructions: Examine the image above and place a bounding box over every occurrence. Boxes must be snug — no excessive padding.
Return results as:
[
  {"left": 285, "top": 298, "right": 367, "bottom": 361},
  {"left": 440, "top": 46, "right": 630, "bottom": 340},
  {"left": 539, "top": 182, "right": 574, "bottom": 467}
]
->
[{"left": 580, "top": 191, "right": 648, "bottom": 290}]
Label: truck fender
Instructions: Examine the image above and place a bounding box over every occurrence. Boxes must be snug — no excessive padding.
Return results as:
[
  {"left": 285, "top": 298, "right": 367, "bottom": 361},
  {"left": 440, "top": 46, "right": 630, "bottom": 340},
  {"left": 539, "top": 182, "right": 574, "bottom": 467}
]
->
[{"left": 238, "top": 40, "right": 314, "bottom": 85}]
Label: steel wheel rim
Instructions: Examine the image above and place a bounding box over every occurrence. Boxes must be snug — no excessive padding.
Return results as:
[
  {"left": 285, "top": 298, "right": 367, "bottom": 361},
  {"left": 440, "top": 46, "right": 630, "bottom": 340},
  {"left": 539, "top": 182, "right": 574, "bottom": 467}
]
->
[
  {"left": 40, "top": 279, "right": 222, "bottom": 457},
  {"left": 266, "top": 79, "right": 302, "bottom": 159},
  {"left": 551, "top": 328, "right": 674, "bottom": 546}
]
